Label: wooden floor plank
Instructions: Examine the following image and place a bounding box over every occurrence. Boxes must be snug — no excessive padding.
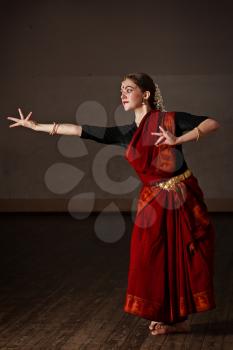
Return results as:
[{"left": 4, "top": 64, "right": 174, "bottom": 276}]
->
[{"left": 60, "top": 292, "right": 121, "bottom": 349}]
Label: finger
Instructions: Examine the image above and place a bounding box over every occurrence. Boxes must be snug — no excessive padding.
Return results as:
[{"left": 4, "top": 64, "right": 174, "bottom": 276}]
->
[
  {"left": 18, "top": 108, "right": 24, "bottom": 119},
  {"left": 156, "top": 141, "right": 166, "bottom": 147},
  {"left": 156, "top": 135, "right": 166, "bottom": 143},
  {"left": 26, "top": 112, "right": 32, "bottom": 120},
  {"left": 151, "top": 132, "right": 162, "bottom": 135},
  {"left": 157, "top": 139, "right": 169, "bottom": 146},
  {"left": 7, "top": 117, "right": 20, "bottom": 122},
  {"left": 155, "top": 136, "right": 166, "bottom": 146},
  {"left": 9, "top": 123, "right": 20, "bottom": 128},
  {"left": 159, "top": 126, "right": 168, "bottom": 134}
]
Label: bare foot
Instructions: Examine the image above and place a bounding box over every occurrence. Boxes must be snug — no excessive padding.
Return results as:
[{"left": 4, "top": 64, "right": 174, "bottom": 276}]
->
[
  {"left": 149, "top": 321, "right": 164, "bottom": 331},
  {"left": 151, "top": 320, "right": 191, "bottom": 335}
]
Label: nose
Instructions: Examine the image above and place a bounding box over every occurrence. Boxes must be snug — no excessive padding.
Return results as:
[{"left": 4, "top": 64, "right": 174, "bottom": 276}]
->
[{"left": 121, "top": 91, "right": 126, "bottom": 100}]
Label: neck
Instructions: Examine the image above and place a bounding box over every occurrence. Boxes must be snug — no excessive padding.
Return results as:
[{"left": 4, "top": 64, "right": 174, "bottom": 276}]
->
[{"left": 134, "top": 105, "right": 152, "bottom": 127}]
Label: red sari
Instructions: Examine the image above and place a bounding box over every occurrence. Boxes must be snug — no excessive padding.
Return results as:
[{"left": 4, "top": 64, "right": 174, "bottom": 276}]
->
[{"left": 123, "top": 109, "right": 216, "bottom": 324}]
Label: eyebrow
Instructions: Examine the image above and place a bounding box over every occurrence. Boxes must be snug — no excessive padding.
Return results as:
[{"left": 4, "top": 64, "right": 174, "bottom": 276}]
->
[{"left": 120, "top": 85, "right": 136, "bottom": 90}]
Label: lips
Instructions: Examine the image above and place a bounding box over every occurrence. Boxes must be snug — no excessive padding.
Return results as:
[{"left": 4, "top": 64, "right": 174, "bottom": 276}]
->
[{"left": 122, "top": 101, "right": 129, "bottom": 104}]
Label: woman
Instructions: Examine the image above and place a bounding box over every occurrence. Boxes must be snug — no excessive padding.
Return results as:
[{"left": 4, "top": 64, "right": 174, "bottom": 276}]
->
[{"left": 6, "top": 73, "right": 220, "bottom": 335}]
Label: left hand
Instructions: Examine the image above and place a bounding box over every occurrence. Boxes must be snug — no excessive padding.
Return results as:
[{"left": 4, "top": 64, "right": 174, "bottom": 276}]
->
[
  {"left": 6, "top": 108, "right": 36, "bottom": 129},
  {"left": 151, "top": 126, "right": 177, "bottom": 146}
]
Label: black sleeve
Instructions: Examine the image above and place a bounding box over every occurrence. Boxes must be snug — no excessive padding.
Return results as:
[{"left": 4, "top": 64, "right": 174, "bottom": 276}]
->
[
  {"left": 80, "top": 123, "right": 136, "bottom": 147},
  {"left": 175, "top": 112, "right": 209, "bottom": 134}
]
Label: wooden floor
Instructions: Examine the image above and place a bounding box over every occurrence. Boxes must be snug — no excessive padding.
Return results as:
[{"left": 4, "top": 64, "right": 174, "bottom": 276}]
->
[{"left": 0, "top": 212, "right": 232, "bottom": 350}]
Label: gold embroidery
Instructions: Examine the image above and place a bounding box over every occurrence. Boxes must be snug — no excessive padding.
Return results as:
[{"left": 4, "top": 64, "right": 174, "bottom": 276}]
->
[
  {"left": 153, "top": 112, "right": 177, "bottom": 173},
  {"left": 124, "top": 293, "right": 161, "bottom": 318},
  {"left": 137, "top": 186, "right": 161, "bottom": 214},
  {"left": 152, "top": 169, "right": 192, "bottom": 191},
  {"left": 193, "top": 290, "right": 215, "bottom": 311},
  {"left": 180, "top": 289, "right": 215, "bottom": 315},
  {"left": 125, "top": 290, "right": 215, "bottom": 320},
  {"left": 136, "top": 169, "right": 192, "bottom": 215}
]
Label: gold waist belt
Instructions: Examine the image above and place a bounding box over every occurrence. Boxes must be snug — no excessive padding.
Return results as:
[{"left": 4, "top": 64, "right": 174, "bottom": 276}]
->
[{"left": 150, "top": 169, "right": 192, "bottom": 191}]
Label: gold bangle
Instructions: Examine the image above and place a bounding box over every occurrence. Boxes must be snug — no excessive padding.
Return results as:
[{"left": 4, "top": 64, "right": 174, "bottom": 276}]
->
[
  {"left": 54, "top": 123, "right": 60, "bottom": 135},
  {"left": 49, "top": 122, "right": 56, "bottom": 135},
  {"left": 195, "top": 126, "right": 200, "bottom": 142}
]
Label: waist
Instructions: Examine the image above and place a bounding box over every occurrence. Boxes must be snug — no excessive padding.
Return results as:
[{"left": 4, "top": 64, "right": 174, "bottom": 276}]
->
[{"left": 147, "top": 169, "right": 192, "bottom": 191}]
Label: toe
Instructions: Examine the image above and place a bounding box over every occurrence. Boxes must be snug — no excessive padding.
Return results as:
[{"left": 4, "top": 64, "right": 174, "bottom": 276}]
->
[
  {"left": 149, "top": 321, "right": 156, "bottom": 330},
  {"left": 149, "top": 321, "right": 161, "bottom": 330}
]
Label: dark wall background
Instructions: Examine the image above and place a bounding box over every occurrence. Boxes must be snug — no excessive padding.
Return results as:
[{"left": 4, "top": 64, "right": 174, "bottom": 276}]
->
[{"left": 0, "top": 0, "right": 232, "bottom": 211}]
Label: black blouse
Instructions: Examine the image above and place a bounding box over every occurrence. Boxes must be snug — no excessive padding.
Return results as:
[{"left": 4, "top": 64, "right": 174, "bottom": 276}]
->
[
  {"left": 80, "top": 112, "right": 209, "bottom": 176},
  {"left": 80, "top": 112, "right": 208, "bottom": 148}
]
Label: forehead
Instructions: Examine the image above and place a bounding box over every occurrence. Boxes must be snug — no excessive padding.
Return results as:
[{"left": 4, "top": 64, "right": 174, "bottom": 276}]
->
[{"left": 121, "top": 78, "right": 137, "bottom": 89}]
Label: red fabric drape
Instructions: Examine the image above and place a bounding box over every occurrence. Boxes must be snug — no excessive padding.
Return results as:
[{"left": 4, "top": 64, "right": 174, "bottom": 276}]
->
[{"left": 123, "top": 110, "right": 216, "bottom": 323}]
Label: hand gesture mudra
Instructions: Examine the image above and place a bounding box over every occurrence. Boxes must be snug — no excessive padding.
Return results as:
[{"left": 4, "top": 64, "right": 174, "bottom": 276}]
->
[
  {"left": 151, "top": 126, "right": 177, "bottom": 146},
  {"left": 7, "top": 108, "right": 37, "bottom": 129}
]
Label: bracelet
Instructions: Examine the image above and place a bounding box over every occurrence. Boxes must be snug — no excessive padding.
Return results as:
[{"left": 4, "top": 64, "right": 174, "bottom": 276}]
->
[
  {"left": 49, "top": 122, "right": 56, "bottom": 135},
  {"left": 194, "top": 126, "right": 202, "bottom": 142},
  {"left": 49, "top": 122, "right": 60, "bottom": 136},
  {"left": 54, "top": 123, "right": 60, "bottom": 135}
]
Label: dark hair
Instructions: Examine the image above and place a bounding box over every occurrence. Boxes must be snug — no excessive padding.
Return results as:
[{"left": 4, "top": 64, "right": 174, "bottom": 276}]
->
[{"left": 122, "top": 72, "right": 166, "bottom": 111}]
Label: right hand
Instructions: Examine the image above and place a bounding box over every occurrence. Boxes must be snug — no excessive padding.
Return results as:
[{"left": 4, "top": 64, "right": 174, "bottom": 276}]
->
[
  {"left": 151, "top": 126, "right": 177, "bottom": 146},
  {"left": 6, "top": 108, "right": 37, "bottom": 130}
]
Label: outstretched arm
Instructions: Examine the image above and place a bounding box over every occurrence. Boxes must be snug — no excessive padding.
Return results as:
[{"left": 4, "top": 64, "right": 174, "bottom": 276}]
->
[
  {"left": 6, "top": 108, "right": 82, "bottom": 136},
  {"left": 7, "top": 108, "right": 136, "bottom": 147},
  {"left": 6, "top": 108, "right": 134, "bottom": 144}
]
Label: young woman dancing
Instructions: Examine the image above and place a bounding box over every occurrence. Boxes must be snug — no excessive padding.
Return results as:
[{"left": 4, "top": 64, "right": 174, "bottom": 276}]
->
[{"left": 6, "top": 73, "right": 220, "bottom": 335}]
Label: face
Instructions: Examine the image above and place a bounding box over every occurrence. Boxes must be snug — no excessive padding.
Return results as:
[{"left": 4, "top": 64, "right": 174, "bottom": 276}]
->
[{"left": 120, "top": 78, "right": 145, "bottom": 111}]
